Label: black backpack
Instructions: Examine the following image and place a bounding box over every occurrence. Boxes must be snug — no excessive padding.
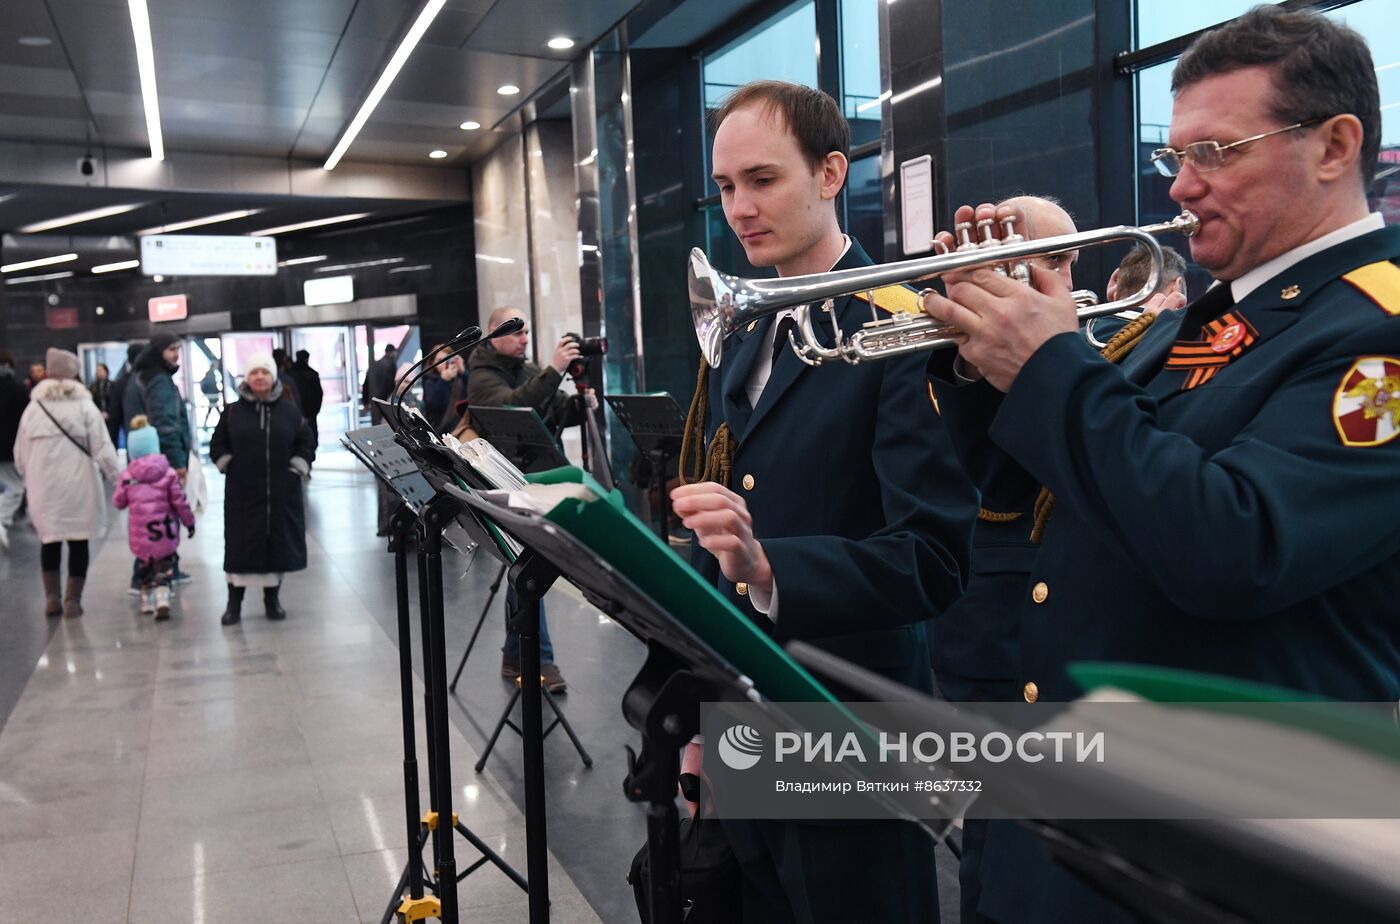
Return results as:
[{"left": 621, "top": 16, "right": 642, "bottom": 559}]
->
[{"left": 627, "top": 774, "right": 743, "bottom": 923}]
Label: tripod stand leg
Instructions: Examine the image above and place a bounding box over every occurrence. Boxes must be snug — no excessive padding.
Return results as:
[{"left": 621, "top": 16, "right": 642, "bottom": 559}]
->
[
  {"left": 449, "top": 562, "right": 506, "bottom": 693},
  {"left": 542, "top": 687, "right": 594, "bottom": 768},
  {"left": 382, "top": 825, "right": 435, "bottom": 924},
  {"left": 474, "top": 685, "right": 522, "bottom": 773},
  {"left": 454, "top": 820, "right": 530, "bottom": 893}
]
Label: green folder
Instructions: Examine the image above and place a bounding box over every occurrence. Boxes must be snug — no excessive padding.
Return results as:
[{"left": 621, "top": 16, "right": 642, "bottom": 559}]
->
[
  {"left": 1068, "top": 662, "right": 1400, "bottom": 764},
  {"left": 519, "top": 466, "right": 844, "bottom": 706}
]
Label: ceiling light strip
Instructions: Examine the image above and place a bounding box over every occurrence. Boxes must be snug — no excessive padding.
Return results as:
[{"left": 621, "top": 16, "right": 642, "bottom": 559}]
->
[
  {"left": 18, "top": 203, "right": 142, "bottom": 234},
  {"left": 127, "top": 0, "right": 164, "bottom": 160},
  {"left": 92, "top": 260, "right": 142, "bottom": 274},
  {"left": 322, "top": 0, "right": 448, "bottom": 171},
  {"left": 134, "top": 209, "right": 262, "bottom": 235},
  {"left": 250, "top": 213, "right": 371, "bottom": 237},
  {"left": 5, "top": 271, "right": 75, "bottom": 285},
  {"left": 2, "top": 253, "right": 79, "bottom": 274}
]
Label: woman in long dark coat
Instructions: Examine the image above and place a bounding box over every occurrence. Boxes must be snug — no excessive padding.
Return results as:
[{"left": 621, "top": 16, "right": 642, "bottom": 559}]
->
[{"left": 210, "top": 352, "right": 315, "bottom": 624}]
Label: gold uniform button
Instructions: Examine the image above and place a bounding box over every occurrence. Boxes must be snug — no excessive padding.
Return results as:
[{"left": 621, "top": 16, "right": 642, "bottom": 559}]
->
[
  {"left": 1023, "top": 681, "right": 1040, "bottom": 703},
  {"left": 741, "top": 474, "right": 755, "bottom": 491},
  {"left": 1031, "top": 581, "right": 1049, "bottom": 604},
  {"left": 736, "top": 582, "right": 748, "bottom": 596}
]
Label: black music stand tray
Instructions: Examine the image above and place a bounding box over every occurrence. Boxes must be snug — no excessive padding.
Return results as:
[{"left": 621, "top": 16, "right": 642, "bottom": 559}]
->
[
  {"left": 343, "top": 424, "right": 528, "bottom": 924},
  {"left": 606, "top": 393, "right": 686, "bottom": 541},
  {"left": 467, "top": 405, "right": 569, "bottom": 474},
  {"left": 441, "top": 482, "right": 774, "bottom": 924},
  {"left": 784, "top": 642, "right": 1400, "bottom": 924}
]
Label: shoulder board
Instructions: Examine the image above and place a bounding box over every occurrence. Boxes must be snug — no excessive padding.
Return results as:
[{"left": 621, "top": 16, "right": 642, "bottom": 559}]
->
[
  {"left": 1341, "top": 261, "right": 1400, "bottom": 316},
  {"left": 854, "top": 284, "right": 923, "bottom": 317}
]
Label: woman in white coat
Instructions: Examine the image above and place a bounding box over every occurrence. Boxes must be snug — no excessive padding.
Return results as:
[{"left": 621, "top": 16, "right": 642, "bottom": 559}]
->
[{"left": 14, "top": 348, "right": 120, "bottom": 616}]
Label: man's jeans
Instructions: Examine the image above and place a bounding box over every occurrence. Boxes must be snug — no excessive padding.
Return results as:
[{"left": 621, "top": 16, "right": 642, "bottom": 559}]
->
[{"left": 502, "top": 585, "right": 555, "bottom": 664}]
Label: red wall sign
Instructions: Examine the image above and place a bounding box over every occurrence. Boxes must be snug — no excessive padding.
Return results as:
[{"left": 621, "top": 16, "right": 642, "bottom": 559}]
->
[
  {"left": 45, "top": 307, "right": 79, "bottom": 330},
  {"left": 148, "top": 294, "right": 189, "bottom": 322}
]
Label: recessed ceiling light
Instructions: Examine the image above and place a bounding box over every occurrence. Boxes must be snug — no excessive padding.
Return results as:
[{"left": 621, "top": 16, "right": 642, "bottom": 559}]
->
[
  {"left": 459, "top": 120, "right": 480, "bottom": 131},
  {"left": 18, "top": 203, "right": 142, "bottom": 234},
  {"left": 18, "top": 36, "right": 52, "bottom": 47},
  {"left": 2, "top": 253, "right": 79, "bottom": 274},
  {"left": 497, "top": 84, "right": 520, "bottom": 96},
  {"left": 96, "top": 306, "right": 106, "bottom": 315},
  {"left": 547, "top": 37, "right": 575, "bottom": 50},
  {"left": 429, "top": 149, "right": 448, "bottom": 159}
]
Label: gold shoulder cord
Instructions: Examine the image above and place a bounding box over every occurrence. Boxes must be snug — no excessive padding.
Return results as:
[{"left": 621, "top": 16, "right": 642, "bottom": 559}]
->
[
  {"left": 1030, "top": 312, "right": 1159, "bottom": 544},
  {"left": 679, "top": 359, "right": 734, "bottom": 489}
]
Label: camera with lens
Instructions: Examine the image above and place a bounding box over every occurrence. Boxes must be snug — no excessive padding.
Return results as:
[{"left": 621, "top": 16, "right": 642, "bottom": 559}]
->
[{"left": 564, "top": 332, "right": 607, "bottom": 381}]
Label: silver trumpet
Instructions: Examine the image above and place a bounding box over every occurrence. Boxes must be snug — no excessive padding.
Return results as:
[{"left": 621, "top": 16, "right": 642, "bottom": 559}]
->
[{"left": 688, "top": 210, "right": 1199, "bottom": 366}]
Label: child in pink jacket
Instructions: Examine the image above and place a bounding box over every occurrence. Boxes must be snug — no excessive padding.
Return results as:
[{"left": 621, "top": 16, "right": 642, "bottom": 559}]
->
[{"left": 113, "top": 416, "right": 195, "bottom": 619}]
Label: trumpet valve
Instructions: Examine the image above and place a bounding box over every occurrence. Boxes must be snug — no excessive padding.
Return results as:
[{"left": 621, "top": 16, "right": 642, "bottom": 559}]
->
[
  {"left": 955, "top": 221, "right": 977, "bottom": 252},
  {"left": 976, "top": 217, "right": 999, "bottom": 247}
]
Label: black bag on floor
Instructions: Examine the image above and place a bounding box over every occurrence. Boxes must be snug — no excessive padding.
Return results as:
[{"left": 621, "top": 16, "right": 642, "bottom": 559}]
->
[{"left": 628, "top": 774, "right": 742, "bottom": 923}]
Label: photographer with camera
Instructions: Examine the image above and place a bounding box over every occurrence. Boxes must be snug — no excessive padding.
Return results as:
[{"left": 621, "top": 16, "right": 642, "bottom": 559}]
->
[{"left": 467, "top": 307, "right": 587, "bottom": 692}]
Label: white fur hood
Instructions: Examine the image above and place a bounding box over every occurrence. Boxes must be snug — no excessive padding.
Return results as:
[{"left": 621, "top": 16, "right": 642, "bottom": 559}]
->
[{"left": 29, "top": 378, "right": 90, "bottom": 401}]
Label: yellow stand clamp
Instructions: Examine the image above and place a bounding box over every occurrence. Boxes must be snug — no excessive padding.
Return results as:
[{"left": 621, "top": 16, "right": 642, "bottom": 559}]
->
[
  {"left": 397, "top": 895, "right": 441, "bottom": 922},
  {"left": 421, "top": 811, "right": 459, "bottom": 832}
]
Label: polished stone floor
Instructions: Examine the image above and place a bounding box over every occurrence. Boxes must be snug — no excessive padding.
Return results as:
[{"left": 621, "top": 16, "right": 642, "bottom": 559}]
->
[{"left": 0, "top": 447, "right": 960, "bottom": 923}]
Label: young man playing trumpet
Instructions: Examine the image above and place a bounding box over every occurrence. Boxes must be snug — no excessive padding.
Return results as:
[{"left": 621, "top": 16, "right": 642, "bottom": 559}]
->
[{"left": 673, "top": 80, "right": 976, "bottom": 924}]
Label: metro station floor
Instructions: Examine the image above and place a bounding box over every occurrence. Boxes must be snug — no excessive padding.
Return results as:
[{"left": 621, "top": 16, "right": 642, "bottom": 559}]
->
[{"left": 0, "top": 448, "right": 960, "bottom": 923}]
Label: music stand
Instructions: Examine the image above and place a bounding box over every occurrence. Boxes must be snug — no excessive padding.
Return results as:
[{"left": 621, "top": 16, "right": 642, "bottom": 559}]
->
[
  {"left": 343, "top": 423, "right": 527, "bottom": 924},
  {"left": 467, "top": 406, "right": 569, "bottom": 474},
  {"left": 785, "top": 641, "right": 1400, "bottom": 924},
  {"left": 606, "top": 393, "right": 686, "bottom": 541}
]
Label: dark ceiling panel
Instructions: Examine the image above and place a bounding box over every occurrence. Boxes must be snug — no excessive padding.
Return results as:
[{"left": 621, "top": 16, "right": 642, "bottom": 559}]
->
[
  {"left": 460, "top": 0, "right": 639, "bottom": 57},
  {"left": 0, "top": 0, "right": 651, "bottom": 168}
]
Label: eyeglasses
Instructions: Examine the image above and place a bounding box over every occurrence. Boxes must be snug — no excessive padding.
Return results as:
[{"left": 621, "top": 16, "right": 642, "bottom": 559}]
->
[{"left": 1149, "top": 119, "right": 1325, "bottom": 177}]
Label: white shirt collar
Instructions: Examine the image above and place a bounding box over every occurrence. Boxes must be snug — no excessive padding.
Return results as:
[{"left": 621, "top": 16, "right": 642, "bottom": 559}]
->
[{"left": 1229, "top": 213, "right": 1385, "bottom": 303}]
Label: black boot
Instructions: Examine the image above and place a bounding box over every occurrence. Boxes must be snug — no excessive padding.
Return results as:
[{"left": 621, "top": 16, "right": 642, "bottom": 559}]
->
[
  {"left": 264, "top": 586, "right": 287, "bottom": 621},
  {"left": 220, "top": 585, "right": 244, "bottom": 625}
]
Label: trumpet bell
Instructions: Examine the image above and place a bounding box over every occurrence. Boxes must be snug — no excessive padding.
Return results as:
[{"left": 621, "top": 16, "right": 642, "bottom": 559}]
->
[{"left": 689, "top": 248, "right": 732, "bottom": 368}]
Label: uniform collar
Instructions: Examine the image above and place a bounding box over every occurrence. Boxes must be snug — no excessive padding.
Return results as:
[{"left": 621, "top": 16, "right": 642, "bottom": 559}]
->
[{"left": 1229, "top": 213, "right": 1385, "bottom": 304}]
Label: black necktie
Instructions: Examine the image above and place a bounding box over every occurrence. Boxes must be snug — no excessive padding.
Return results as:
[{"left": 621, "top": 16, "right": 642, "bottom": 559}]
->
[
  {"left": 771, "top": 315, "right": 797, "bottom": 367},
  {"left": 1179, "top": 283, "right": 1236, "bottom": 340}
]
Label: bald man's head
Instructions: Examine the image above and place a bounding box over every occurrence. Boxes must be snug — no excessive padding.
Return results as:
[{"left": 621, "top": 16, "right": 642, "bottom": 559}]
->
[
  {"left": 997, "top": 195, "right": 1078, "bottom": 288},
  {"left": 485, "top": 307, "right": 529, "bottom": 358},
  {"left": 487, "top": 307, "right": 525, "bottom": 331}
]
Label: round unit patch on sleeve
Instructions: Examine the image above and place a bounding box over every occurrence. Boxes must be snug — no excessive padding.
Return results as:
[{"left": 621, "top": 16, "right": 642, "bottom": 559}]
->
[{"left": 1333, "top": 356, "right": 1400, "bottom": 447}]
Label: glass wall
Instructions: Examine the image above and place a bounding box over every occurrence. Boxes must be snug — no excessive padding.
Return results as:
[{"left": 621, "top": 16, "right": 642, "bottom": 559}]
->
[
  {"left": 699, "top": 0, "right": 886, "bottom": 266},
  {"left": 1134, "top": 0, "right": 1399, "bottom": 296},
  {"left": 702, "top": 1, "right": 817, "bottom": 111}
]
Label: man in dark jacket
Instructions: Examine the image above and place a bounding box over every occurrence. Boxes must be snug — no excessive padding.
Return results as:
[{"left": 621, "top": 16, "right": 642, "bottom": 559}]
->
[
  {"left": 362, "top": 343, "right": 399, "bottom": 534},
  {"left": 289, "top": 350, "right": 324, "bottom": 444},
  {"left": 467, "top": 308, "right": 583, "bottom": 692},
  {"left": 108, "top": 343, "right": 144, "bottom": 447},
  {"left": 361, "top": 343, "right": 398, "bottom": 424},
  {"left": 125, "top": 334, "right": 191, "bottom": 476},
  {"left": 0, "top": 350, "right": 29, "bottom": 551}
]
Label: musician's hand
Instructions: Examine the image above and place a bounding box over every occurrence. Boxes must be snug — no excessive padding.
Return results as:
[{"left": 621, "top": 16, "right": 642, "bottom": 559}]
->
[
  {"left": 670, "top": 482, "right": 772, "bottom": 594},
  {"left": 1140, "top": 288, "right": 1188, "bottom": 317},
  {"left": 922, "top": 261, "right": 1077, "bottom": 392}
]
